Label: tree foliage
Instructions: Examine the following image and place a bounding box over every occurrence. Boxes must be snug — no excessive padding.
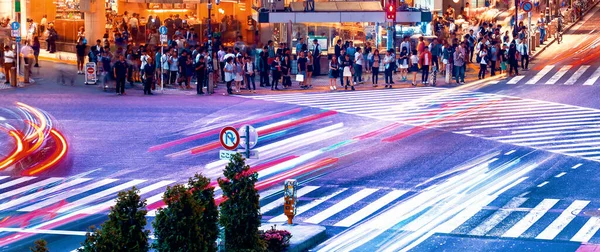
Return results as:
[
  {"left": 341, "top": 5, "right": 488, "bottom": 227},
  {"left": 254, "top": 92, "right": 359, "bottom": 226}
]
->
[
  {"left": 79, "top": 187, "right": 149, "bottom": 252},
  {"left": 152, "top": 173, "right": 218, "bottom": 252},
  {"left": 218, "top": 153, "right": 266, "bottom": 252},
  {"left": 30, "top": 239, "right": 49, "bottom": 252}
]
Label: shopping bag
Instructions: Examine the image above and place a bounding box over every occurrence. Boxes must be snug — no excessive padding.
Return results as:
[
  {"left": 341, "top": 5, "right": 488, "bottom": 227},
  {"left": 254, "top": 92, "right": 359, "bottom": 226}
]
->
[{"left": 295, "top": 74, "right": 304, "bottom": 82}]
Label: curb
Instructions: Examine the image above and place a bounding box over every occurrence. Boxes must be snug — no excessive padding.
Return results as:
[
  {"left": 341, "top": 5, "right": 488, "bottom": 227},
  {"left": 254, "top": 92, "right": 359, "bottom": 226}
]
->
[{"left": 531, "top": 1, "right": 599, "bottom": 59}]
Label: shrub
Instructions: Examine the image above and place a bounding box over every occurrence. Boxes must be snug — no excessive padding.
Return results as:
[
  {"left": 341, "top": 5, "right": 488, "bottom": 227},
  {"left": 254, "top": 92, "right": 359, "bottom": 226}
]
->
[
  {"left": 260, "top": 225, "right": 292, "bottom": 252},
  {"left": 79, "top": 187, "right": 149, "bottom": 252},
  {"left": 30, "top": 239, "right": 49, "bottom": 252},
  {"left": 218, "top": 153, "right": 266, "bottom": 251}
]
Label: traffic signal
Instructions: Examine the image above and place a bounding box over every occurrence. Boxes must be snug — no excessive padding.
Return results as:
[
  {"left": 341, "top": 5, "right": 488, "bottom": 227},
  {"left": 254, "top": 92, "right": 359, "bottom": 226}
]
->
[{"left": 386, "top": 2, "right": 396, "bottom": 20}]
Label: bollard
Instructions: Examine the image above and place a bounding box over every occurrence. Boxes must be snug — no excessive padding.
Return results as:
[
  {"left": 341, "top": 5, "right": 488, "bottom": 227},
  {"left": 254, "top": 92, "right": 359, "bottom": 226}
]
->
[
  {"left": 24, "top": 64, "right": 30, "bottom": 84},
  {"left": 9, "top": 67, "right": 16, "bottom": 87}
]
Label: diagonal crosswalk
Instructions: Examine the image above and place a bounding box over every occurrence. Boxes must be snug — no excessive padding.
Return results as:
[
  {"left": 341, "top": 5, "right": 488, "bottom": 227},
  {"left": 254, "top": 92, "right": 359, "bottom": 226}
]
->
[
  {"left": 503, "top": 64, "right": 600, "bottom": 86},
  {"left": 249, "top": 88, "right": 600, "bottom": 162}
]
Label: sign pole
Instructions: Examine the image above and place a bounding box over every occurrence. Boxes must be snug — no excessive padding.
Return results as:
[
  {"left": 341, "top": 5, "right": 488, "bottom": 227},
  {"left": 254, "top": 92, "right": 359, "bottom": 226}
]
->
[
  {"left": 528, "top": 11, "right": 532, "bottom": 48},
  {"left": 161, "top": 43, "right": 164, "bottom": 92},
  {"left": 245, "top": 125, "right": 250, "bottom": 159},
  {"left": 207, "top": 1, "right": 213, "bottom": 95}
]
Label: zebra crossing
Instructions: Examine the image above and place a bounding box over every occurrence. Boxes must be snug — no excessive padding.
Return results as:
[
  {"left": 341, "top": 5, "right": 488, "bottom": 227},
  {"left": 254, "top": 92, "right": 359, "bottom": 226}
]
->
[
  {"left": 501, "top": 64, "right": 600, "bottom": 86},
  {"left": 249, "top": 88, "right": 600, "bottom": 162}
]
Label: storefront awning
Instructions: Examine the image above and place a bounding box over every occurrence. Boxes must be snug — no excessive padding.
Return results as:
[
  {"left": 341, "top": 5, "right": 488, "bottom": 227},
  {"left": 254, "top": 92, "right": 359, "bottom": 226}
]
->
[
  {"left": 258, "top": 10, "right": 432, "bottom": 23},
  {"left": 289, "top": 1, "right": 383, "bottom": 11}
]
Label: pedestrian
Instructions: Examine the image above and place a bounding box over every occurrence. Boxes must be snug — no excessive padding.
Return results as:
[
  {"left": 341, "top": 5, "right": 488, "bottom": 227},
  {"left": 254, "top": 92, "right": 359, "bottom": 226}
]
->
[
  {"left": 430, "top": 39, "right": 441, "bottom": 70},
  {"left": 224, "top": 56, "right": 234, "bottom": 95},
  {"left": 342, "top": 54, "right": 355, "bottom": 90},
  {"left": 297, "top": 51, "right": 307, "bottom": 87},
  {"left": 329, "top": 55, "right": 339, "bottom": 91},
  {"left": 3, "top": 45, "right": 15, "bottom": 84},
  {"left": 76, "top": 40, "right": 86, "bottom": 74},
  {"left": 244, "top": 56, "right": 256, "bottom": 93},
  {"left": 354, "top": 47, "right": 364, "bottom": 85},
  {"left": 383, "top": 50, "right": 394, "bottom": 88},
  {"left": 312, "top": 39, "right": 321, "bottom": 76},
  {"left": 478, "top": 45, "right": 488, "bottom": 79},
  {"left": 114, "top": 55, "right": 128, "bottom": 95},
  {"left": 296, "top": 37, "right": 305, "bottom": 59},
  {"left": 338, "top": 48, "right": 346, "bottom": 87},
  {"left": 32, "top": 36, "right": 41, "bottom": 67},
  {"left": 420, "top": 46, "right": 432, "bottom": 85},
  {"left": 398, "top": 48, "right": 408, "bottom": 82},
  {"left": 500, "top": 44, "right": 508, "bottom": 74},
  {"left": 410, "top": 50, "right": 419, "bottom": 86},
  {"left": 281, "top": 55, "right": 291, "bottom": 88},
  {"left": 518, "top": 39, "right": 529, "bottom": 70},
  {"left": 489, "top": 41, "right": 498, "bottom": 76},
  {"left": 508, "top": 43, "right": 519, "bottom": 76},
  {"left": 306, "top": 53, "right": 313, "bottom": 88},
  {"left": 259, "top": 51, "right": 270, "bottom": 87},
  {"left": 143, "top": 57, "right": 155, "bottom": 95},
  {"left": 177, "top": 50, "right": 190, "bottom": 89},
  {"left": 234, "top": 56, "right": 244, "bottom": 92},
  {"left": 168, "top": 49, "right": 179, "bottom": 86},
  {"left": 195, "top": 55, "right": 206, "bottom": 95},
  {"left": 270, "top": 56, "right": 281, "bottom": 90},
  {"left": 372, "top": 50, "right": 381, "bottom": 87},
  {"left": 453, "top": 44, "right": 465, "bottom": 84}
]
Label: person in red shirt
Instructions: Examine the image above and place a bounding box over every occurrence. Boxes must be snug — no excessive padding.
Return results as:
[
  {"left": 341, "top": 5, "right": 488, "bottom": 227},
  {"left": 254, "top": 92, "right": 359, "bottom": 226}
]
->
[
  {"left": 416, "top": 36, "right": 426, "bottom": 57},
  {"left": 419, "top": 46, "right": 432, "bottom": 85}
]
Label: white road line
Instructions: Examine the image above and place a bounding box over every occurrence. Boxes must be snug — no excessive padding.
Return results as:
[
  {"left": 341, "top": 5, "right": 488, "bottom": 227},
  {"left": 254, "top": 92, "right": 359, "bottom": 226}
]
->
[
  {"left": 545, "top": 65, "right": 572, "bottom": 85},
  {"left": 487, "top": 80, "right": 500, "bottom": 84},
  {"left": 334, "top": 190, "right": 407, "bottom": 227},
  {"left": 537, "top": 181, "right": 550, "bottom": 187},
  {"left": 268, "top": 188, "right": 347, "bottom": 223},
  {"left": 469, "top": 197, "right": 529, "bottom": 236},
  {"left": 56, "top": 180, "right": 145, "bottom": 213},
  {"left": 0, "top": 177, "right": 63, "bottom": 201},
  {"left": 436, "top": 195, "right": 498, "bottom": 234},
  {"left": 505, "top": 150, "right": 516, "bottom": 155},
  {"left": 536, "top": 200, "right": 590, "bottom": 240},
  {"left": 507, "top": 76, "right": 525, "bottom": 84},
  {"left": 571, "top": 208, "right": 600, "bottom": 242},
  {"left": 584, "top": 67, "right": 600, "bottom": 85},
  {"left": 304, "top": 188, "right": 378, "bottom": 224},
  {"left": 0, "top": 177, "right": 37, "bottom": 190},
  {"left": 555, "top": 172, "right": 567, "bottom": 178},
  {"left": 0, "top": 227, "right": 86, "bottom": 236},
  {"left": 526, "top": 65, "right": 555, "bottom": 84},
  {"left": 564, "top": 65, "right": 590, "bottom": 85},
  {"left": 19, "top": 178, "right": 119, "bottom": 212},
  {"left": 0, "top": 176, "right": 9, "bottom": 182},
  {"left": 501, "top": 199, "right": 559, "bottom": 238},
  {"left": 260, "top": 186, "right": 320, "bottom": 214},
  {"left": 0, "top": 178, "right": 91, "bottom": 211},
  {"left": 572, "top": 163, "right": 583, "bottom": 169}
]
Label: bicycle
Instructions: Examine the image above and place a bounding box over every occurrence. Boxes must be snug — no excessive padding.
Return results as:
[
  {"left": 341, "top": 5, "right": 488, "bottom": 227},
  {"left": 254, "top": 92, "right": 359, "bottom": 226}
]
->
[{"left": 428, "top": 65, "right": 438, "bottom": 87}]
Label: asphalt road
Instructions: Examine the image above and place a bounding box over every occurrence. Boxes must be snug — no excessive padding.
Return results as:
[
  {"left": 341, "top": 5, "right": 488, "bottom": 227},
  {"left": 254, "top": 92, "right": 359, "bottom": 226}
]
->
[{"left": 2, "top": 6, "right": 600, "bottom": 251}]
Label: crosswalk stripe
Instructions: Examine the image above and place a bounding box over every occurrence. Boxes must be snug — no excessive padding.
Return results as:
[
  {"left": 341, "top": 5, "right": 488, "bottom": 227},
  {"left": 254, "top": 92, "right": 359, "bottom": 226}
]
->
[
  {"left": 564, "top": 66, "right": 590, "bottom": 85},
  {"left": 469, "top": 197, "right": 529, "bottom": 236},
  {"left": 501, "top": 199, "right": 560, "bottom": 238},
  {"left": 268, "top": 188, "right": 347, "bottom": 223},
  {"left": 334, "top": 190, "right": 408, "bottom": 227},
  {"left": 584, "top": 67, "right": 600, "bottom": 85},
  {"left": 526, "top": 65, "right": 555, "bottom": 84},
  {"left": 507, "top": 76, "right": 525, "bottom": 84},
  {"left": 0, "top": 177, "right": 37, "bottom": 190},
  {"left": 19, "top": 178, "right": 119, "bottom": 212},
  {"left": 304, "top": 188, "right": 378, "bottom": 224},
  {"left": 571, "top": 208, "right": 600, "bottom": 242},
  {"left": 536, "top": 200, "right": 590, "bottom": 240},
  {"left": 56, "top": 180, "right": 145, "bottom": 213},
  {"left": 0, "top": 177, "right": 63, "bottom": 201},
  {"left": 545, "top": 65, "right": 572, "bottom": 85},
  {"left": 260, "top": 186, "right": 320, "bottom": 214},
  {"left": 0, "top": 178, "right": 91, "bottom": 211},
  {"left": 0, "top": 176, "right": 9, "bottom": 182},
  {"left": 435, "top": 195, "right": 498, "bottom": 234}
]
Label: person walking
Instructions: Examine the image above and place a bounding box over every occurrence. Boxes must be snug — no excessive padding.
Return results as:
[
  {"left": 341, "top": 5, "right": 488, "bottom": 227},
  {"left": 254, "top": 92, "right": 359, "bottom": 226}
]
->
[
  {"left": 143, "top": 57, "right": 155, "bottom": 95},
  {"left": 371, "top": 50, "right": 381, "bottom": 87},
  {"left": 195, "top": 54, "right": 206, "bottom": 95},
  {"left": 3, "top": 46, "right": 15, "bottom": 85},
  {"left": 508, "top": 43, "right": 519, "bottom": 76},
  {"left": 453, "top": 44, "right": 466, "bottom": 85},
  {"left": 477, "top": 45, "right": 488, "bottom": 79},
  {"left": 420, "top": 46, "right": 432, "bottom": 85},
  {"left": 518, "top": 40, "right": 529, "bottom": 70},
  {"left": 114, "top": 55, "right": 129, "bottom": 95},
  {"left": 329, "top": 55, "right": 339, "bottom": 90},
  {"left": 489, "top": 42, "right": 498, "bottom": 76},
  {"left": 32, "top": 37, "right": 41, "bottom": 67}
]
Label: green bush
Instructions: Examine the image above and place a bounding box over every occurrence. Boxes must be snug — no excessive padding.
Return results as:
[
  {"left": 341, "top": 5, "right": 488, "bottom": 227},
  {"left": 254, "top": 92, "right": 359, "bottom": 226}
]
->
[
  {"left": 152, "top": 173, "right": 218, "bottom": 251},
  {"left": 30, "top": 239, "right": 49, "bottom": 252},
  {"left": 79, "top": 187, "right": 149, "bottom": 252},
  {"left": 218, "top": 153, "right": 266, "bottom": 251}
]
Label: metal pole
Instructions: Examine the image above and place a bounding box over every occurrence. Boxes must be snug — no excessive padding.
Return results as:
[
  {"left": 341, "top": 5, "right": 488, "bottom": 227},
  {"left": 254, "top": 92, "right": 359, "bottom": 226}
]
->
[
  {"left": 161, "top": 43, "right": 164, "bottom": 92},
  {"left": 207, "top": 2, "right": 213, "bottom": 95},
  {"left": 528, "top": 11, "right": 532, "bottom": 47},
  {"left": 245, "top": 125, "right": 250, "bottom": 159},
  {"left": 515, "top": 0, "right": 519, "bottom": 38}
]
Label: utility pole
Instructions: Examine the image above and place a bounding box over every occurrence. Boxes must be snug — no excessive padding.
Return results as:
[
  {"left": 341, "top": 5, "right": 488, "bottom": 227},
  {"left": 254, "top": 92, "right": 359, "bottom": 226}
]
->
[{"left": 207, "top": 0, "right": 213, "bottom": 95}]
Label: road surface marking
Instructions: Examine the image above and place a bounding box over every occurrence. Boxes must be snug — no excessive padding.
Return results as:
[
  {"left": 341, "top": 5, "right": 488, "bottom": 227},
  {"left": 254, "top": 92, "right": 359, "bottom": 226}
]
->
[
  {"left": 487, "top": 80, "right": 500, "bottom": 84},
  {"left": 304, "top": 188, "right": 378, "bottom": 224},
  {"left": 584, "top": 67, "right": 600, "bottom": 85},
  {"left": 501, "top": 198, "right": 559, "bottom": 238},
  {"left": 0, "top": 178, "right": 91, "bottom": 211},
  {"left": 56, "top": 180, "right": 145, "bottom": 213},
  {"left": 572, "top": 163, "right": 583, "bottom": 169},
  {"left": 334, "top": 190, "right": 407, "bottom": 227},
  {"left": 537, "top": 181, "right": 549, "bottom": 187},
  {"left": 19, "top": 178, "right": 119, "bottom": 212},
  {"left": 0, "top": 227, "right": 86, "bottom": 236},
  {"left": 536, "top": 200, "right": 589, "bottom": 240},
  {"left": 0, "top": 176, "right": 8, "bottom": 182},
  {"left": 469, "top": 197, "right": 529, "bottom": 236},
  {"left": 0, "top": 177, "right": 36, "bottom": 190},
  {"left": 268, "top": 188, "right": 348, "bottom": 223},
  {"left": 571, "top": 208, "right": 600, "bottom": 242},
  {"left": 260, "top": 186, "right": 320, "bottom": 214},
  {"left": 564, "top": 65, "right": 590, "bottom": 85},
  {"left": 507, "top": 76, "right": 525, "bottom": 84},
  {"left": 0, "top": 177, "right": 63, "bottom": 201},
  {"left": 555, "top": 172, "right": 567, "bottom": 178},
  {"left": 526, "top": 65, "right": 555, "bottom": 84},
  {"left": 505, "top": 150, "right": 516, "bottom": 155},
  {"left": 545, "top": 65, "right": 572, "bottom": 85},
  {"left": 436, "top": 195, "right": 498, "bottom": 233}
]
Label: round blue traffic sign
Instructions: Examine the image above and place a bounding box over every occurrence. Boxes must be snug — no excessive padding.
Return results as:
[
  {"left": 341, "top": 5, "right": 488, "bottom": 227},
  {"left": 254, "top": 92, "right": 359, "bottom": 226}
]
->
[
  {"left": 159, "top": 26, "right": 167, "bottom": 35},
  {"left": 10, "top": 22, "right": 19, "bottom": 30},
  {"left": 522, "top": 1, "right": 533, "bottom": 12}
]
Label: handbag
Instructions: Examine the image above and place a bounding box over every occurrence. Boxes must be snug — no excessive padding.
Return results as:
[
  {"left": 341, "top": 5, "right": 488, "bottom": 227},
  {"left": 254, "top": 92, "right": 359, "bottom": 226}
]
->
[{"left": 295, "top": 74, "right": 304, "bottom": 82}]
